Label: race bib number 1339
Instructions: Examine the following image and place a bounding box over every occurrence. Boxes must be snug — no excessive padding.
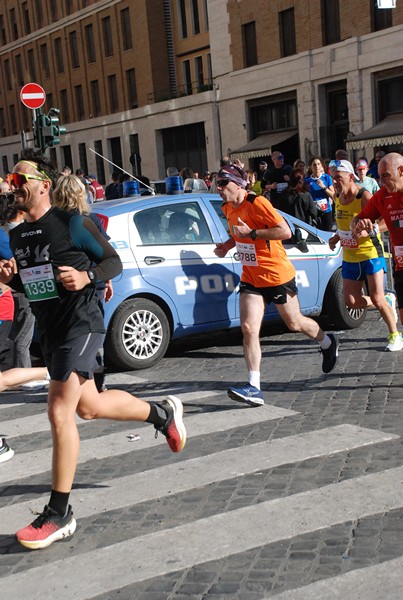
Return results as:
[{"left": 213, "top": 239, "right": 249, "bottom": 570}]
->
[{"left": 19, "top": 264, "right": 59, "bottom": 302}]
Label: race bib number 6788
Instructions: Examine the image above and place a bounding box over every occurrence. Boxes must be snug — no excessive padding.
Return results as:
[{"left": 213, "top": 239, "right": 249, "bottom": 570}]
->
[{"left": 19, "top": 264, "right": 59, "bottom": 302}]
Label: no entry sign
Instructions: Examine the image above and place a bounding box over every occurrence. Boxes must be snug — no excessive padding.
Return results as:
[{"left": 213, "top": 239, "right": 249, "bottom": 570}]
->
[{"left": 20, "top": 83, "right": 46, "bottom": 109}]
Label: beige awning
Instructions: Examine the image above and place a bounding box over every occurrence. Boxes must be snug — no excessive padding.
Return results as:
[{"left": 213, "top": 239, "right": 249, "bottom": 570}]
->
[
  {"left": 230, "top": 129, "right": 298, "bottom": 160},
  {"left": 346, "top": 113, "right": 403, "bottom": 150}
]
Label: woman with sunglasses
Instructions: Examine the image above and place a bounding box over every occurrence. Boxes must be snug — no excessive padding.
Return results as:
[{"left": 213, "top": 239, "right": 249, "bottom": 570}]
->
[{"left": 305, "top": 157, "right": 335, "bottom": 231}]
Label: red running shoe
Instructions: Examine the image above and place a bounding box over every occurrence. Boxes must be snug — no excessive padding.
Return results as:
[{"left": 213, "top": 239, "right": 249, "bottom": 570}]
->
[
  {"left": 16, "top": 504, "right": 76, "bottom": 550},
  {"left": 155, "top": 395, "right": 186, "bottom": 452}
]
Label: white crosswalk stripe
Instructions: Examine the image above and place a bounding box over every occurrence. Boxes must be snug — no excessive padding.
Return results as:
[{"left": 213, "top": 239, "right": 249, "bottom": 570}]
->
[{"left": 0, "top": 392, "right": 401, "bottom": 599}]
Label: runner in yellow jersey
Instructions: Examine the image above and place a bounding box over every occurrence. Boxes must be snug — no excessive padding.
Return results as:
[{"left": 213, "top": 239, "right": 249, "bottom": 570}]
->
[{"left": 329, "top": 160, "right": 402, "bottom": 351}]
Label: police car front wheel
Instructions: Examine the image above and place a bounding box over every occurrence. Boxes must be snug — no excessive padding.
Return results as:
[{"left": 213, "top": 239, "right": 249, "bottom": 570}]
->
[{"left": 105, "top": 298, "right": 170, "bottom": 370}]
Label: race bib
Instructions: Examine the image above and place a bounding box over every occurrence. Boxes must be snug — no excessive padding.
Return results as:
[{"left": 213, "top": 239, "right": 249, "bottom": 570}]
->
[
  {"left": 315, "top": 198, "right": 328, "bottom": 211},
  {"left": 338, "top": 230, "right": 358, "bottom": 249},
  {"left": 235, "top": 242, "right": 258, "bottom": 266},
  {"left": 394, "top": 245, "right": 403, "bottom": 269},
  {"left": 19, "top": 264, "right": 59, "bottom": 302}
]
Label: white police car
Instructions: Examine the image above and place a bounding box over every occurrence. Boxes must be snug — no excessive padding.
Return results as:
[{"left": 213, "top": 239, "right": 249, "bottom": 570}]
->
[{"left": 93, "top": 192, "right": 365, "bottom": 370}]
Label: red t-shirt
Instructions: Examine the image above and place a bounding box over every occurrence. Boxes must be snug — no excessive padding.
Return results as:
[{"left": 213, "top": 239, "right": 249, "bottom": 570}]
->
[
  {"left": 0, "top": 289, "right": 14, "bottom": 321},
  {"left": 356, "top": 187, "right": 403, "bottom": 270},
  {"left": 222, "top": 193, "right": 295, "bottom": 287}
]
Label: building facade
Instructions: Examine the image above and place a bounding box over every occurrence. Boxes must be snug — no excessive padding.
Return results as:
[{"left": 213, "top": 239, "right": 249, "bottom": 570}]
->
[{"left": 0, "top": 0, "right": 402, "bottom": 182}]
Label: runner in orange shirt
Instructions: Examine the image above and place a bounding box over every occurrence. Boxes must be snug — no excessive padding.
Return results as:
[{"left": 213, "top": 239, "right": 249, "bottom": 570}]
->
[{"left": 214, "top": 163, "right": 339, "bottom": 406}]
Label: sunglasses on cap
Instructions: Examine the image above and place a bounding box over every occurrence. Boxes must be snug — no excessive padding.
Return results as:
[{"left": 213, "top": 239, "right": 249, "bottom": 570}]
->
[
  {"left": 7, "top": 172, "right": 49, "bottom": 187},
  {"left": 273, "top": 154, "right": 284, "bottom": 160},
  {"left": 216, "top": 179, "right": 230, "bottom": 187}
]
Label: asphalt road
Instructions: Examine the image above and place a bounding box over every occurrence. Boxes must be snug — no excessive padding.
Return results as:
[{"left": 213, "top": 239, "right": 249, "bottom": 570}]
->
[{"left": 0, "top": 311, "right": 402, "bottom": 599}]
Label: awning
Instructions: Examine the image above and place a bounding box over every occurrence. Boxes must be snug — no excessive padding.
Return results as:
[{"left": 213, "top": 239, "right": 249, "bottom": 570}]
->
[
  {"left": 346, "top": 113, "right": 403, "bottom": 150},
  {"left": 230, "top": 129, "right": 298, "bottom": 160}
]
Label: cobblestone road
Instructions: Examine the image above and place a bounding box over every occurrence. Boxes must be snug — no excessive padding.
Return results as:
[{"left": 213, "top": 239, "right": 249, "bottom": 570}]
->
[{"left": 0, "top": 311, "right": 402, "bottom": 599}]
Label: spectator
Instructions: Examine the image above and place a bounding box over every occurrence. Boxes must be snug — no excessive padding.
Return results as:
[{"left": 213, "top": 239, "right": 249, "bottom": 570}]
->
[
  {"left": 368, "top": 151, "right": 386, "bottom": 182},
  {"left": 219, "top": 156, "right": 231, "bottom": 168},
  {"left": 257, "top": 160, "right": 268, "bottom": 181},
  {"left": 355, "top": 158, "right": 380, "bottom": 195},
  {"left": 261, "top": 151, "right": 293, "bottom": 208},
  {"left": 87, "top": 174, "right": 105, "bottom": 202},
  {"left": 335, "top": 149, "right": 349, "bottom": 160},
  {"left": 293, "top": 159, "right": 306, "bottom": 173},
  {"left": 104, "top": 171, "right": 120, "bottom": 200},
  {"left": 202, "top": 171, "right": 212, "bottom": 189},
  {"left": 245, "top": 169, "right": 262, "bottom": 195},
  {"left": 279, "top": 169, "right": 318, "bottom": 226},
  {"left": 305, "top": 156, "right": 335, "bottom": 231}
]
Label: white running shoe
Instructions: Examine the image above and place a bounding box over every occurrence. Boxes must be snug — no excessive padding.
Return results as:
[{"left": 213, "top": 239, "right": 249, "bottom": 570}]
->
[
  {"left": 18, "top": 380, "right": 50, "bottom": 391},
  {"left": 385, "top": 292, "right": 398, "bottom": 324},
  {"left": 385, "top": 332, "right": 403, "bottom": 352}
]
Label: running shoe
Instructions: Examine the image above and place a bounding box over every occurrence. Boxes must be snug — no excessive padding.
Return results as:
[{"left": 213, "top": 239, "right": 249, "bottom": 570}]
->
[
  {"left": 385, "top": 292, "right": 398, "bottom": 324},
  {"left": 385, "top": 332, "right": 403, "bottom": 352},
  {"left": 321, "top": 333, "right": 339, "bottom": 373},
  {"left": 227, "top": 384, "right": 264, "bottom": 406},
  {"left": 0, "top": 438, "right": 14, "bottom": 463},
  {"left": 155, "top": 395, "right": 186, "bottom": 452},
  {"left": 18, "top": 380, "right": 50, "bottom": 391},
  {"left": 16, "top": 504, "right": 76, "bottom": 550}
]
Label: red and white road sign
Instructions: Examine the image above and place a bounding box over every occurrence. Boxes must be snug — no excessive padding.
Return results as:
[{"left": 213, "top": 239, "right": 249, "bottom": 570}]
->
[{"left": 20, "top": 83, "right": 46, "bottom": 109}]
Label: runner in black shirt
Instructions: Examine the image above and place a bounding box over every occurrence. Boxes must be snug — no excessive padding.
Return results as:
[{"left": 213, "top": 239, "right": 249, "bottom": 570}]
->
[{"left": 0, "top": 148, "right": 186, "bottom": 550}]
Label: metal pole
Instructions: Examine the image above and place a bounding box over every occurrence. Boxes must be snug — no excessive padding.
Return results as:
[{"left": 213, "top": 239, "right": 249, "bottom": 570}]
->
[{"left": 88, "top": 147, "right": 155, "bottom": 194}]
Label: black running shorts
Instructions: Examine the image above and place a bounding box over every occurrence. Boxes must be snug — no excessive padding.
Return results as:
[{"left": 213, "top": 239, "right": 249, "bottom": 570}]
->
[
  {"left": 239, "top": 278, "right": 298, "bottom": 305},
  {"left": 44, "top": 332, "right": 105, "bottom": 382}
]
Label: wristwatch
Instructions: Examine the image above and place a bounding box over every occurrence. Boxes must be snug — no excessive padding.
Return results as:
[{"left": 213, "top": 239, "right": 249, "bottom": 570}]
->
[
  {"left": 87, "top": 270, "right": 95, "bottom": 282},
  {"left": 250, "top": 229, "right": 257, "bottom": 240}
]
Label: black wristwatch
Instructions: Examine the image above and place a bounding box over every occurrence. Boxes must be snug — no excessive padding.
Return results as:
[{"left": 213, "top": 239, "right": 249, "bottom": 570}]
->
[
  {"left": 250, "top": 229, "right": 257, "bottom": 240},
  {"left": 87, "top": 270, "right": 95, "bottom": 282}
]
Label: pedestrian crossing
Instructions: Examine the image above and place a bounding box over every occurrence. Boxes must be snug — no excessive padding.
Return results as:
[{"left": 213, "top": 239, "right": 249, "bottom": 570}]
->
[{"left": 0, "top": 385, "right": 401, "bottom": 599}]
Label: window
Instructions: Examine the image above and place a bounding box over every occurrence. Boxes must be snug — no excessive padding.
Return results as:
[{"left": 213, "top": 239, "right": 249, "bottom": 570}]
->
[
  {"left": 69, "top": 31, "right": 80, "bottom": 68},
  {"left": 46, "top": 93, "right": 53, "bottom": 111},
  {"left": 4, "top": 60, "right": 12, "bottom": 90},
  {"left": 242, "top": 22, "right": 257, "bottom": 68},
  {"left": 107, "top": 75, "right": 119, "bottom": 112},
  {"left": 102, "top": 16, "right": 114, "bottom": 57},
  {"left": 27, "top": 49, "right": 36, "bottom": 81},
  {"left": 178, "top": 0, "right": 188, "bottom": 38},
  {"left": 50, "top": 3, "right": 58, "bottom": 21},
  {"left": 94, "top": 140, "right": 105, "bottom": 184},
  {"left": 34, "top": 0, "right": 43, "bottom": 29},
  {"left": 378, "top": 74, "right": 403, "bottom": 119},
  {"left": 64, "top": 0, "right": 73, "bottom": 16},
  {"left": 10, "top": 8, "right": 18, "bottom": 41},
  {"left": 10, "top": 105, "right": 17, "bottom": 135},
  {"left": 62, "top": 145, "right": 73, "bottom": 171},
  {"left": 54, "top": 37, "right": 64, "bottom": 73},
  {"left": 372, "top": 0, "right": 393, "bottom": 31},
  {"left": 202, "top": 0, "right": 209, "bottom": 31},
  {"left": 60, "top": 89, "right": 70, "bottom": 122},
  {"left": 15, "top": 55, "right": 24, "bottom": 86},
  {"left": 126, "top": 69, "right": 138, "bottom": 108},
  {"left": 134, "top": 203, "right": 212, "bottom": 245},
  {"left": 0, "top": 108, "right": 5, "bottom": 137},
  {"left": 183, "top": 60, "right": 192, "bottom": 95},
  {"left": 251, "top": 97, "right": 298, "bottom": 133},
  {"left": 2, "top": 155, "right": 9, "bottom": 174},
  {"left": 322, "top": 0, "right": 340, "bottom": 45},
  {"left": 279, "top": 8, "right": 296, "bottom": 57},
  {"left": 90, "top": 80, "right": 101, "bottom": 117},
  {"left": 40, "top": 44, "right": 50, "bottom": 78},
  {"left": 195, "top": 56, "right": 204, "bottom": 91},
  {"left": 191, "top": 0, "right": 200, "bottom": 35},
  {"left": 22, "top": 3, "right": 31, "bottom": 35},
  {"left": 85, "top": 24, "right": 96, "bottom": 63},
  {"left": 78, "top": 143, "right": 88, "bottom": 174},
  {"left": 0, "top": 15, "right": 7, "bottom": 46},
  {"left": 75, "top": 84, "right": 84, "bottom": 118},
  {"left": 120, "top": 8, "right": 133, "bottom": 50}
]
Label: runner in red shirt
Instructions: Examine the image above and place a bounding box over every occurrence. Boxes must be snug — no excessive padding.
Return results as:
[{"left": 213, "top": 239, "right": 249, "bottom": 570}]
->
[
  {"left": 214, "top": 163, "right": 339, "bottom": 406},
  {"left": 352, "top": 152, "right": 403, "bottom": 325}
]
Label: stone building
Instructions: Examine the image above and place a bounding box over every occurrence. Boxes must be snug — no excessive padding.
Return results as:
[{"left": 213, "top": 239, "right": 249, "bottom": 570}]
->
[{"left": 0, "top": 0, "right": 402, "bottom": 181}]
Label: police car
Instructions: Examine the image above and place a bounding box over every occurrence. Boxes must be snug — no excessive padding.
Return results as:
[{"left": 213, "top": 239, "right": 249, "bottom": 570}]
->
[{"left": 93, "top": 191, "right": 365, "bottom": 370}]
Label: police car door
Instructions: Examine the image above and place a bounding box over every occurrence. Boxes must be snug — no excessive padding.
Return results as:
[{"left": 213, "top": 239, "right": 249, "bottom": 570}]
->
[{"left": 131, "top": 198, "right": 238, "bottom": 328}]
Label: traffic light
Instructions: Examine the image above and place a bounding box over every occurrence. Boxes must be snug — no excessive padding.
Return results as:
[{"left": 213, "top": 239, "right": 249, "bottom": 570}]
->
[
  {"left": 41, "top": 108, "right": 67, "bottom": 149},
  {"left": 32, "top": 108, "right": 66, "bottom": 153}
]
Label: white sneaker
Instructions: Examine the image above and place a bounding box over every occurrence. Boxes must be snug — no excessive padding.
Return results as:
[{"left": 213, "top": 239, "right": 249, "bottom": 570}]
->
[
  {"left": 385, "top": 292, "right": 398, "bottom": 324},
  {"left": 18, "top": 380, "right": 50, "bottom": 391},
  {"left": 385, "top": 332, "right": 403, "bottom": 352}
]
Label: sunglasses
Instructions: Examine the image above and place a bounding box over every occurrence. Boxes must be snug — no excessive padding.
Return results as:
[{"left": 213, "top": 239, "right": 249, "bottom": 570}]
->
[
  {"left": 274, "top": 155, "right": 284, "bottom": 160},
  {"left": 216, "top": 179, "right": 230, "bottom": 187},
  {"left": 7, "top": 172, "right": 48, "bottom": 187}
]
